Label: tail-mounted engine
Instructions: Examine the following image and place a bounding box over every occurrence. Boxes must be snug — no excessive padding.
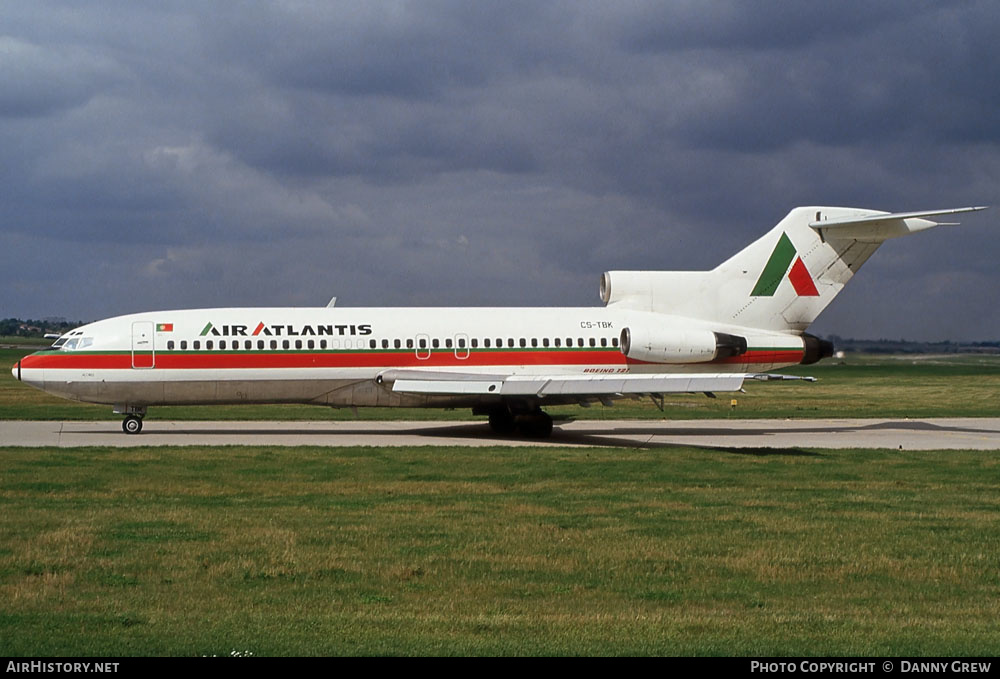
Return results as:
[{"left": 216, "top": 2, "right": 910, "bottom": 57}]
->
[
  {"left": 620, "top": 327, "right": 747, "bottom": 364},
  {"left": 800, "top": 333, "right": 835, "bottom": 365}
]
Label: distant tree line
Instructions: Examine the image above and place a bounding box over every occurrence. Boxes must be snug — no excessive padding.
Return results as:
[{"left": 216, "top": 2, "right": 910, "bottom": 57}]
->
[
  {"left": 0, "top": 318, "right": 85, "bottom": 338},
  {"left": 827, "top": 335, "right": 1000, "bottom": 354}
]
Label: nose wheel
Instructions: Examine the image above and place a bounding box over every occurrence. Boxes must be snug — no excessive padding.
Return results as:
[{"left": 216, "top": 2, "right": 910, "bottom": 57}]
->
[{"left": 122, "top": 415, "right": 144, "bottom": 434}]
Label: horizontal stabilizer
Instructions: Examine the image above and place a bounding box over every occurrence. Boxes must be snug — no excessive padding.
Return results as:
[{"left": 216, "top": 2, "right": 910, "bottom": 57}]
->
[{"left": 809, "top": 206, "right": 987, "bottom": 241}]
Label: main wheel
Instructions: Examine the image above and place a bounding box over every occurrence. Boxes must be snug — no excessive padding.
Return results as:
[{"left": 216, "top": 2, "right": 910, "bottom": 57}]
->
[
  {"left": 488, "top": 408, "right": 517, "bottom": 436},
  {"left": 122, "top": 415, "right": 143, "bottom": 434},
  {"left": 518, "top": 412, "right": 553, "bottom": 438}
]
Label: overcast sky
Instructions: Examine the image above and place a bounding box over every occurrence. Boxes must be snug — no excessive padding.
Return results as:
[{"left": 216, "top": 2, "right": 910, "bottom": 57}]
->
[{"left": 1, "top": 1, "right": 996, "bottom": 340}]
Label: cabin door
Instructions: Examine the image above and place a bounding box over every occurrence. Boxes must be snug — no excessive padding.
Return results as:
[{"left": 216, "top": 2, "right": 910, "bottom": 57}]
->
[
  {"left": 415, "top": 333, "right": 431, "bottom": 360},
  {"left": 131, "top": 321, "right": 155, "bottom": 369}
]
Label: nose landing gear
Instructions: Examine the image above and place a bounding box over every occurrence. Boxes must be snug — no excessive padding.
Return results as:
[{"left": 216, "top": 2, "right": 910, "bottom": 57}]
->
[
  {"left": 122, "top": 415, "right": 144, "bottom": 434},
  {"left": 114, "top": 405, "right": 148, "bottom": 435}
]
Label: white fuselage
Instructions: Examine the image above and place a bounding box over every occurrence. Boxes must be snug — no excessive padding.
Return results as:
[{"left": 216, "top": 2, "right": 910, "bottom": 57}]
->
[{"left": 14, "top": 306, "right": 805, "bottom": 409}]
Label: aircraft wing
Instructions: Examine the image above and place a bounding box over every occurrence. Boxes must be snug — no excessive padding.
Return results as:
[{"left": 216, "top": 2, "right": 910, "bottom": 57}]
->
[{"left": 377, "top": 369, "right": 812, "bottom": 398}]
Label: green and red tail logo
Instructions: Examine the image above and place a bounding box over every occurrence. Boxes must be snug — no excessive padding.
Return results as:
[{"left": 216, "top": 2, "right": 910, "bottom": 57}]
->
[{"left": 751, "top": 232, "right": 819, "bottom": 297}]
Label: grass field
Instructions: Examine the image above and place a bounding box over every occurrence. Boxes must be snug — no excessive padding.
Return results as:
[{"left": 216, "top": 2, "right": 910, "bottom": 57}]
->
[
  {"left": 1, "top": 444, "right": 998, "bottom": 656},
  {"left": 4, "top": 346, "right": 1000, "bottom": 420}
]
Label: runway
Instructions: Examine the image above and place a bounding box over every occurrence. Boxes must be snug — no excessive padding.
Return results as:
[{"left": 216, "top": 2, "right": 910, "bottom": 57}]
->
[{"left": 2, "top": 418, "right": 1000, "bottom": 449}]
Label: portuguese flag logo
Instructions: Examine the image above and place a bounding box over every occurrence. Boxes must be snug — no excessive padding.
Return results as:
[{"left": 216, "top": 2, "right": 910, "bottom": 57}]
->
[
  {"left": 751, "top": 232, "right": 819, "bottom": 297},
  {"left": 156, "top": 323, "right": 174, "bottom": 332}
]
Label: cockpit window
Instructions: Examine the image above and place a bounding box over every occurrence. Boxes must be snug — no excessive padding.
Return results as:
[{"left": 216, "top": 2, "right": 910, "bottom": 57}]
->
[{"left": 57, "top": 337, "right": 94, "bottom": 351}]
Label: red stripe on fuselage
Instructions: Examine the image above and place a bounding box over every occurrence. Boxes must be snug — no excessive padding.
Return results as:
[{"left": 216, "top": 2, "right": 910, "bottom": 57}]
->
[
  {"left": 21, "top": 353, "right": 133, "bottom": 370},
  {"left": 20, "top": 350, "right": 622, "bottom": 371},
  {"left": 160, "top": 350, "right": 621, "bottom": 369},
  {"left": 20, "top": 347, "right": 805, "bottom": 371}
]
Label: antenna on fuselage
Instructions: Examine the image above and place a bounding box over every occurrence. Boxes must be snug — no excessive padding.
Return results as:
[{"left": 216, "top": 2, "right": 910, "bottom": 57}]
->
[{"left": 327, "top": 297, "right": 337, "bottom": 307}]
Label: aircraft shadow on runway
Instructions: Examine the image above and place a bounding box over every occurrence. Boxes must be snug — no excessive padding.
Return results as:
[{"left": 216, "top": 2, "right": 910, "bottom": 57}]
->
[{"left": 62, "top": 418, "right": 998, "bottom": 453}]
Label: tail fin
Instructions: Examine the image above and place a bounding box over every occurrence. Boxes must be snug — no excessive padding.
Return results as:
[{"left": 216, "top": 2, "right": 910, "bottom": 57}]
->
[{"left": 601, "top": 206, "right": 986, "bottom": 332}]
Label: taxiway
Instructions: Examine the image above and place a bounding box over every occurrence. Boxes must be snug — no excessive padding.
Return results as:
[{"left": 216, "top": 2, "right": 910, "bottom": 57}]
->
[{"left": 2, "top": 418, "right": 999, "bottom": 449}]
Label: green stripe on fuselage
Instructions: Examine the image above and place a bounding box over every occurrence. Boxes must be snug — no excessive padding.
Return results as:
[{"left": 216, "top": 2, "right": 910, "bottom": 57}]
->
[{"left": 751, "top": 232, "right": 796, "bottom": 297}]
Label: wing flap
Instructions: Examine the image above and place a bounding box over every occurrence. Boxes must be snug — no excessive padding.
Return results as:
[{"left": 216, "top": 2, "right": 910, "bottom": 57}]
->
[
  {"left": 392, "top": 379, "right": 504, "bottom": 395},
  {"left": 501, "top": 373, "right": 747, "bottom": 396}
]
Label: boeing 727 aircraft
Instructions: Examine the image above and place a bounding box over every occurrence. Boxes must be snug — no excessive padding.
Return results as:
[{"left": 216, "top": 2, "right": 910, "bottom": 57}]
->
[{"left": 13, "top": 205, "right": 986, "bottom": 436}]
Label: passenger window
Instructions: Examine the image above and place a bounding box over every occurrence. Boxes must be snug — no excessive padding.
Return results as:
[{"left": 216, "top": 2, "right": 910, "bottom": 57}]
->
[
  {"left": 308, "top": 340, "right": 315, "bottom": 350},
  {"left": 381, "top": 339, "right": 388, "bottom": 349},
  {"left": 320, "top": 340, "right": 327, "bottom": 350},
  {"left": 542, "top": 338, "right": 549, "bottom": 347},
  {"left": 519, "top": 338, "right": 526, "bottom": 348},
  {"left": 507, "top": 339, "right": 514, "bottom": 348},
  {"left": 577, "top": 338, "right": 584, "bottom": 347},
  {"left": 167, "top": 341, "right": 175, "bottom": 350},
  {"left": 245, "top": 340, "right": 252, "bottom": 350},
  {"left": 432, "top": 339, "right": 439, "bottom": 349},
  {"left": 394, "top": 339, "right": 401, "bottom": 349},
  {"left": 531, "top": 338, "right": 538, "bottom": 348},
  {"left": 295, "top": 340, "right": 302, "bottom": 350},
  {"left": 270, "top": 340, "right": 277, "bottom": 350},
  {"left": 194, "top": 341, "right": 201, "bottom": 350},
  {"left": 484, "top": 338, "right": 491, "bottom": 348},
  {"left": 445, "top": 338, "right": 453, "bottom": 349},
  {"left": 612, "top": 337, "right": 619, "bottom": 348},
  {"left": 554, "top": 338, "right": 561, "bottom": 347},
  {"left": 600, "top": 338, "right": 607, "bottom": 347},
  {"left": 469, "top": 339, "right": 476, "bottom": 348},
  {"left": 180, "top": 340, "right": 188, "bottom": 350},
  {"left": 220, "top": 341, "right": 227, "bottom": 350},
  {"left": 589, "top": 338, "right": 596, "bottom": 347},
  {"left": 408, "top": 339, "right": 415, "bottom": 349},
  {"left": 418, "top": 339, "right": 426, "bottom": 349},
  {"left": 370, "top": 339, "right": 377, "bottom": 349},
  {"left": 206, "top": 340, "right": 214, "bottom": 350},
  {"left": 258, "top": 340, "right": 265, "bottom": 350},
  {"left": 283, "top": 340, "right": 290, "bottom": 350}
]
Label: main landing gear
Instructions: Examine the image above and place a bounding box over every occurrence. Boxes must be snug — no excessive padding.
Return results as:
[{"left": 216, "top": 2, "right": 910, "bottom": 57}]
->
[{"left": 487, "top": 407, "right": 554, "bottom": 438}]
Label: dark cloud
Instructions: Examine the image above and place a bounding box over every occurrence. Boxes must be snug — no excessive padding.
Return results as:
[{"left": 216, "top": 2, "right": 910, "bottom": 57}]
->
[
  {"left": 616, "top": 1, "right": 921, "bottom": 53},
  {"left": 0, "top": 1, "right": 997, "bottom": 340}
]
